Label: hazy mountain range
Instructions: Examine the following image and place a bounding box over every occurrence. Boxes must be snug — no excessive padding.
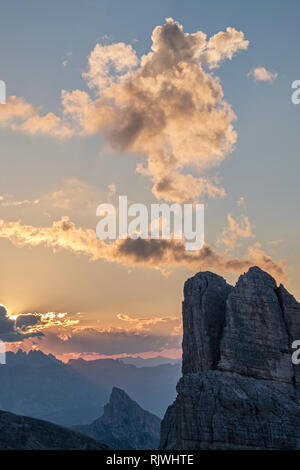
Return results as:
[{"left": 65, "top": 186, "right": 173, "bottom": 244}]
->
[
  {"left": 68, "top": 356, "right": 180, "bottom": 417},
  {"left": 0, "top": 350, "right": 180, "bottom": 426},
  {"left": 121, "top": 356, "right": 179, "bottom": 367},
  {"left": 0, "top": 385, "right": 160, "bottom": 450}
]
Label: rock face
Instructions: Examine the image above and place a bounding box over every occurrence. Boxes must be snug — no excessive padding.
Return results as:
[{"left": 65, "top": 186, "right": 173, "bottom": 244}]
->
[
  {"left": 0, "top": 409, "right": 109, "bottom": 450},
  {"left": 160, "top": 267, "right": 300, "bottom": 450},
  {"left": 75, "top": 387, "right": 161, "bottom": 450},
  {"left": 182, "top": 272, "right": 232, "bottom": 375}
]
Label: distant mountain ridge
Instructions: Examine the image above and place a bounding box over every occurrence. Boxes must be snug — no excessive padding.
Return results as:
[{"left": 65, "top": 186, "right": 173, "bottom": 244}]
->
[
  {"left": 0, "top": 350, "right": 180, "bottom": 425},
  {"left": 74, "top": 387, "right": 161, "bottom": 450},
  {"left": 0, "top": 350, "right": 106, "bottom": 426},
  {"left": 68, "top": 356, "right": 180, "bottom": 417},
  {"left": 121, "top": 356, "right": 180, "bottom": 367}
]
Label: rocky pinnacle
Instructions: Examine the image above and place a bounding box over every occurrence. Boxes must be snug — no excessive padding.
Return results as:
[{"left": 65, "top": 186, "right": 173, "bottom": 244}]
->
[{"left": 160, "top": 267, "right": 300, "bottom": 450}]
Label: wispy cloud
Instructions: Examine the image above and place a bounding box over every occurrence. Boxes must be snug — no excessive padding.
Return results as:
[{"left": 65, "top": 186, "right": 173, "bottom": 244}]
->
[
  {"left": 48, "top": 178, "right": 97, "bottom": 211},
  {"left": 0, "top": 96, "right": 74, "bottom": 137},
  {"left": 0, "top": 194, "right": 40, "bottom": 207},
  {"left": 62, "top": 51, "right": 72, "bottom": 68},
  {"left": 32, "top": 326, "right": 181, "bottom": 356},
  {"left": 218, "top": 209, "right": 255, "bottom": 253},
  {"left": 116, "top": 313, "right": 180, "bottom": 334},
  {"left": 267, "top": 239, "right": 283, "bottom": 246},
  {"left": 5, "top": 310, "right": 181, "bottom": 356},
  {"left": 0, "top": 216, "right": 286, "bottom": 281}
]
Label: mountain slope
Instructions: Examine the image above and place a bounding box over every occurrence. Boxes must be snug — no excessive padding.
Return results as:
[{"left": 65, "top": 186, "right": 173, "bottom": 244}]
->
[
  {"left": 0, "top": 409, "right": 109, "bottom": 450},
  {"left": 75, "top": 387, "right": 161, "bottom": 450}
]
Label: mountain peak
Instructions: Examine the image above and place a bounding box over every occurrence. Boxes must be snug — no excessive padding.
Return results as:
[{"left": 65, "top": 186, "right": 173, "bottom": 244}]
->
[
  {"left": 75, "top": 387, "right": 161, "bottom": 450},
  {"left": 104, "top": 387, "right": 151, "bottom": 420},
  {"left": 237, "top": 265, "right": 278, "bottom": 289},
  {"left": 111, "top": 386, "right": 129, "bottom": 398}
]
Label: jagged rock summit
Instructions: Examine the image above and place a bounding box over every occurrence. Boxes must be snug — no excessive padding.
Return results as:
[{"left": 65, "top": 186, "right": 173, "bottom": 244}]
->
[
  {"left": 75, "top": 387, "right": 161, "bottom": 449},
  {"left": 160, "top": 267, "right": 300, "bottom": 450}
]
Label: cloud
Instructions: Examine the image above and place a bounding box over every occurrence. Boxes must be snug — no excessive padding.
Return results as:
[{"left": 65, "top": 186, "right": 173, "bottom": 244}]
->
[
  {"left": 267, "top": 239, "right": 283, "bottom": 246},
  {"left": 48, "top": 178, "right": 97, "bottom": 211},
  {"left": 0, "top": 194, "right": 40, "bottom": 207},
  {"left": 118, "top": 238, "right": 286, "bottom": 281},
  {"left": 15, "top": 313, "right": 42, "bottom": 331},
  {"left": 8, "top": 311, "right": 181, "bottom": 356},
  {"left": 0, "top": 19, "right": 249, "bottom": 203},
  {"left": 34, "top": 327, "right": 181, "bottom": 356},
  {"left": 0, "top": 305, "right": 15, "bottom": 335},
  {"left": 107, "top": 183, "right": 117, "bottom": 202},
  {"left": 0, "top": 179, "right": 99, "bottom": 215},
  {"left": 0, "top": 304, "right": 43, "bottom": 342},
  {"left": 214, "top": 200, "right": 286, "bottom": 278},
  {"left": 0, "top": 216, "right": 286, "bottom": 281},
  {"left": 73, "top": 18, "right": 248, "bottom": 202},
  {"left": 62, "top": 51, "right": 72, "bottom": 68},
  {"left": 218, "top": 212, "right": 254, "bottom": 253},
  {"left": 248, "top": 66, "right": 278, "bottom": 82},
  {"left": 11, "top": 311, "right": 78, "bottom": 333},
  {"left": 237, "top": 196, "right": 245, "bottom": 207},
  {"left": 203, "top": 26, "right": 249, "bottom": 68},
  {"left": 83, "top": 42, "right": 139, "bottom": 90},
  {"left": 247, "top": 242, "right": 286, "bottom": 278},
  {"left": 116, "top": 313, "right": 179, "bottom": 334},
  {"left": 0, "top": 96, "right": 74, "bottom": 137}
]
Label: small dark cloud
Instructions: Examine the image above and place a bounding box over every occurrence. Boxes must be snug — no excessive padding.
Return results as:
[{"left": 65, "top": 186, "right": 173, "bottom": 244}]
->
[
  {"left": 15, "top": 314, "right": 41, "bottom": 331},
  {"left": 0, "top": 305, "right": 15, "bottom": 334},
  {"left": 0, "top": 305, "right": 43, "bottom": 342}
]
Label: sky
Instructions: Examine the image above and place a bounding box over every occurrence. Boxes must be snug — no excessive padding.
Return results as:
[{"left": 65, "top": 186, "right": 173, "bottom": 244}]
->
[{"left": 0, "top": 0, "right": 299, "bottom": 361}]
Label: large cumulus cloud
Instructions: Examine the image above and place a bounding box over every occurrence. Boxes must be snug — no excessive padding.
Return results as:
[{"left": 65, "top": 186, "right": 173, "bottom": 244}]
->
[
  {"left": 73, "top": 18, "right": 248, "bottom": 202},
  {"left": 0, "top": 19, "right": 249, "bottom": 203}
]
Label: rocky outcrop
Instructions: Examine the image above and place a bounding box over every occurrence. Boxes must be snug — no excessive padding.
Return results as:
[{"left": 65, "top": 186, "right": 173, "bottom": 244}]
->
[
  {"left": 218, "top": 268, "right": 294, "bottom": 385},
  {"left": 0, "top": 409, "right": 109, "bottom": 449},
  {"left": 160, "top": 267, "right": 300, "bottom": 450},
  {"left": 277, "top": 284, "right": 300, "bottom": 387},
  {"left": 182, "top": 272, "right": 232, "bottom": 374},
  {"left": 160, "top": 371, "right": 300, "bottom": 450},
  {"left": 75, "top": 387, "right": 161, "bottom": 450}
]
